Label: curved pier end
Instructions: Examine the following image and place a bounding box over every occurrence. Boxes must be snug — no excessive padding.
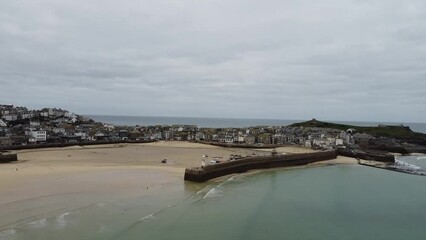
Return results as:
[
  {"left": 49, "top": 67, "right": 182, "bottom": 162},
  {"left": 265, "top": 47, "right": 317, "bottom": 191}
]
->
[{"left": 184, "top": 151, "right": 337, "bottom": 182}]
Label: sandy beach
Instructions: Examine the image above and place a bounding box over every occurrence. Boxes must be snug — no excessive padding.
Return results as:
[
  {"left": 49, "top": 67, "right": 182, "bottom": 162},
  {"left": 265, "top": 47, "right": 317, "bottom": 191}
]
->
[
  {"left": 0, "top": 141, "right": 357, "bottom": 229},
  {"left": 0, "top": 141, "right": 357, "bottom": 203}
]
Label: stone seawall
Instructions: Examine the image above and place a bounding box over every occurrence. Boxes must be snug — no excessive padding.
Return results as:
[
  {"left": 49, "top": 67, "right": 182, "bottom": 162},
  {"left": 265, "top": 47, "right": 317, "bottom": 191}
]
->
[
  {"left": 1, "top": 140, "right": 156, "bottom": 151},
  {"left": 184, "top": 151, "right": 337, "bottom": 182},
  {"left": 0, "top": 153, "right": 18, "bottom": 163}
]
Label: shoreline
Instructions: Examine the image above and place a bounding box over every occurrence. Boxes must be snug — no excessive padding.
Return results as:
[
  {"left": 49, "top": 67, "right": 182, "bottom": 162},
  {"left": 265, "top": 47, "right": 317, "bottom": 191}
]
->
[
  {"left": 0, "top": 141, "right": 358, "bottom": 199},
  {"left": 3, "top": 141, "right": 424, "bottom": 230},
  {"left": 0, "top": 141, "right": 361, "bottom": 228}
]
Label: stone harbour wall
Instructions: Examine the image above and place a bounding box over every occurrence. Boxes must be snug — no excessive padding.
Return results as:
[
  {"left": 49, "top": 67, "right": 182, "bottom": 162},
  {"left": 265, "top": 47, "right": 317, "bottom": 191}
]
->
[{"left": 184, "top": 151, "right": 337, "bottom": 182}]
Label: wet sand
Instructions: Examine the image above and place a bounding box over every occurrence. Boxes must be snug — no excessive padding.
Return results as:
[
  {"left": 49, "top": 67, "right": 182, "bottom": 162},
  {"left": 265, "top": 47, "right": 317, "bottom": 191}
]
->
[
  {"left": 0, "top": 141, "right": 357, "bottom": 228},
  {"left": 0, "top": 142, "right": 357, "bottom": 204},
  {"left": 0, "top": 142, "right": 267, "bottom": 205}
]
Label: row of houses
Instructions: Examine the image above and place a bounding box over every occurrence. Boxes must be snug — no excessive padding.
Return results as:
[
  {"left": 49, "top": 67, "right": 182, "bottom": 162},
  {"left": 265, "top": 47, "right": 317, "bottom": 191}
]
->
[{"left": 0, "top": 105, "right": 375, "bottom": 150}]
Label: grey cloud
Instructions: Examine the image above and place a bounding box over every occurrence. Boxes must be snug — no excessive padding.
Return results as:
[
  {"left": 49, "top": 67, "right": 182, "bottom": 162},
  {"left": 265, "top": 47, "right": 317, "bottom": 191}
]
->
[{"left": 1, "top": 0, "right": 425, "bottom": 122}]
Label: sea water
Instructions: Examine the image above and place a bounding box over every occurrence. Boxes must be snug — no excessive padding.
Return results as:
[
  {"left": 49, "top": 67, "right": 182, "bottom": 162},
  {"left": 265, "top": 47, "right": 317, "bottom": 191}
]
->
[
  {"left": 86, "top": 115, "right": 426, "bottom": 133},
  {"left": 2, "top": 156, "right": 426, "bottom": 240}
]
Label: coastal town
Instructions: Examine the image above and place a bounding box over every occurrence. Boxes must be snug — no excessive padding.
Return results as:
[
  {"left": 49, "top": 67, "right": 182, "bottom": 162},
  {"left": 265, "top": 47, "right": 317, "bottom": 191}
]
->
[{"left": 0, "top": 104, "right": 415, "bottom": 153}]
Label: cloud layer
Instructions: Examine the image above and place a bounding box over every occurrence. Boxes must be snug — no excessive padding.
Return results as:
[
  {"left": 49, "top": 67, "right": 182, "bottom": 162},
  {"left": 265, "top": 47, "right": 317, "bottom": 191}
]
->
[{"left": 1, "top": 0, "right": 425, "bottom": 122}]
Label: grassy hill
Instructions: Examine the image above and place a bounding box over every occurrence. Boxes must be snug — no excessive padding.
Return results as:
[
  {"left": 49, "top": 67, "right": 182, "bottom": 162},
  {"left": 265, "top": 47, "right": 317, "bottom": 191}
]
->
[{"left": 290, "top": 119, "right": 426, "bottom": 144}]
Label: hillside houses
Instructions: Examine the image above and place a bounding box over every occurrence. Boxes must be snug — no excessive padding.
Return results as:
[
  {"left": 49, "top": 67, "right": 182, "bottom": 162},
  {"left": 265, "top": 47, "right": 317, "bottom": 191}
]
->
[{"left": 0, "top": 105, "right": 374, "bottom": 150}]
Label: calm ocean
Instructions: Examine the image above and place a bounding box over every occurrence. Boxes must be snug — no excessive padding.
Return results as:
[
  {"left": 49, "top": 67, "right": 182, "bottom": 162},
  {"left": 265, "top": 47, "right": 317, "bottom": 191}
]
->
[
  {"left": 3, "top": 163, "right": 426, "bottom": 240},
  {"left": 87, "top": 115, "right": 426, "bottom": 133}
]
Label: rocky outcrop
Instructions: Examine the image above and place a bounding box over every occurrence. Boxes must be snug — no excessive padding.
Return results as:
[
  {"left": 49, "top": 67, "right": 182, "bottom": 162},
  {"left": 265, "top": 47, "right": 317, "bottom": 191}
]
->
[
  {"left": 337, "top": 149, "right": 395, "bottom": 163},
  {"left": 0, "top": 153, "right": 18, "bottom": 163}
]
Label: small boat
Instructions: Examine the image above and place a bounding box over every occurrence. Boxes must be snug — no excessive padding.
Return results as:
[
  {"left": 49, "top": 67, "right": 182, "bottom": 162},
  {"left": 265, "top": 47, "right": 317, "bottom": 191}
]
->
[{"left": 161, "top": 159, "right": 167, "bottom": 163}]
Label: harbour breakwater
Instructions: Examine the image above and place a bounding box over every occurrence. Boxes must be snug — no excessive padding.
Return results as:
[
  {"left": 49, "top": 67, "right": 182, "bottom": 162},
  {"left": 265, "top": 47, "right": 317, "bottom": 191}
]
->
[
  {"left": 185, "top": 149, "right": 397, "bottom": 182},
  {"left": 0, "top": 139, "right": 156, "bottom": 151},
  {"left": 0, "top": 153, "right": 18, "bottom": 163},
  {"left": 184, "top": 151, "right": 337, "bottom": 182}
]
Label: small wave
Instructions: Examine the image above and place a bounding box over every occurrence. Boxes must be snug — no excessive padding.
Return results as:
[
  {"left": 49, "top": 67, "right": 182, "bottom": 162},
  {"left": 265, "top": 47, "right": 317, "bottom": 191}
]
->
[
  {"left": 0, "top": 229, "right": 16, "bottom": 238},
  {"left": 140, "top": 214, "right": 155, "bottom": 222},
  {"left": 196, "top": 184, "right": 214, "bottom": 195},
  {"left": 395, "top": 159, "right": 422, "bottom": 171},
  {"left": 196, "top": 188, "right": 208, "bottom": 195},
  {"left": 29, "top": 218, "right": 48, "bottom": 229},
  {"left": 203, "top": 187, "right": 223, "bottom": 199},
  {"left": 56, "top": 212, "right": 70, "bottom": 229},
  {"left": 229, "top": 175, "right": 237, "bottom": 181},
  {"left": 417, "top": 157, "right": 426, "bottom": 160},
  {"left": 196, "top": 176, "right": 237, "bottom": 196},
  {"left": 220, "top": 176, "right": 237, "bottom": 186}
]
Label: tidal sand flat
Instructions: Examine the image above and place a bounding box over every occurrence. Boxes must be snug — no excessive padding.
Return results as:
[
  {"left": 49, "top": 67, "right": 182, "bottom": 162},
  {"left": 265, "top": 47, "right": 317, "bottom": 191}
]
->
[
  {"left": 0, "top": 142, "right": 275, "bottom": 231},
  {"left": 3, "top": 141, "right": 422, "bottom": 240}
]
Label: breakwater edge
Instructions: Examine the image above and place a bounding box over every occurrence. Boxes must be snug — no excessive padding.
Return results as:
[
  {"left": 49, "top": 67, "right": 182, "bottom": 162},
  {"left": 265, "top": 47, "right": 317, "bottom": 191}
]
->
[
  {"left": 185, "top": 149, "right": 402, "bottom": 182},
  {"left": 185, "top": 151, "right": 338, "bottom": 182}
]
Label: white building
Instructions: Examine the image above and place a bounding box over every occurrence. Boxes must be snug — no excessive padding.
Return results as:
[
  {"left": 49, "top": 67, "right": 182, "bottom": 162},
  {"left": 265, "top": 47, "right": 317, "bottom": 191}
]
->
[
  {"left": 70, "top": 116, "right": 78, "bottom": 123},
  {"left": 237, "top": 135, "right": 245, "bottom": 143},
  {"left": 3, "top": 114, "right": 17, "bottom": 121},
  {"left": 53, "top": 128, "right": 66, "bottom": 134},
  {"left": 326, "top": 138, "right": 336, "bottom": 146},
  {"left": 305, "top": 140, "right": 312, "bottom": 148},
  {"left": 48, "top": 108, "right": 64, "bottom": 117},
  {"left": 30, "top": 120, "right": 41, "bottom": 126},
  {"left": 0, "top": 119, "right": 7, "bottom": 127},
  {"left": 103, "top": 124, "right": 115, "bottom": 131},
  {"left": 75, "top": 132, "right": 88, "bottom": 140},
  {"left": 225, "top": 135, "right": 234, "bottom": 143},
  {"left": 30, "top": 130, "right": 47, "bottom": 142},
  {"left": 64, "top": 111, "right": 74, "bottom": 118},
  {"left": 313, "top": 139, "right": 327, "bottom": 147},
  {"left": 21, "top": 112, "right": 34, "bottom": 119},
  {"left": 1, "top": 109, "right": 11, "bottom": 115}
]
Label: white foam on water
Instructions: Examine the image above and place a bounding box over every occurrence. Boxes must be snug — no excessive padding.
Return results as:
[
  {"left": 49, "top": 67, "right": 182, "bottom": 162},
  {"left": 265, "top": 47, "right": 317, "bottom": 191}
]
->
[
  {"left": 395, "top": 159, "right": 422, "bottom": 170},
  {"left": 196, "top": 188, "right": 208, "bottom": 195},
  {"left": 203, "top": 187, "right": 223, "bottom": 199},
  {"left": 417, "top": 157, "right": 426, "bottom": 160},
  {"left": 196, "top": 184, "right": 215, "bottom": 195},
  {"left": 29, "top": 218, "right": 48, "bottom": 229},
  {"left": 220, "top": 176, "right": 237, "bottom": 186},
  {"left": 228, "top": 175, "right": 237, "bottom": 181},
  {"left": 56, "top": 212, "right": 70, "bottom": 229},
  {"left": 0, "top": 229, "right": 16, "bottom": 239},
  {"left": 140, "top": 214, "right": 155, "bottom": 222}
]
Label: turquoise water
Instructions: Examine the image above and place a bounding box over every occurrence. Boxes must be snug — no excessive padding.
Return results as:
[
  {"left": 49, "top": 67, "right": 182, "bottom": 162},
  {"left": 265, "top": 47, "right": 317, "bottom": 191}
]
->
[
  {"left": 124, "top": 165, "right": 426, "bottom": 240},
  {"left": 2, "top": 163, "right": 426, "bottom": 239}
]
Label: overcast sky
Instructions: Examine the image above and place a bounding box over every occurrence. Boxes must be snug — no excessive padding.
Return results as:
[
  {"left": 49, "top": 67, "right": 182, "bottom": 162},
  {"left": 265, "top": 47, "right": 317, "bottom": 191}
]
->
[{"left": 1, "top": 0, "right": 425, "bottom": 122}]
